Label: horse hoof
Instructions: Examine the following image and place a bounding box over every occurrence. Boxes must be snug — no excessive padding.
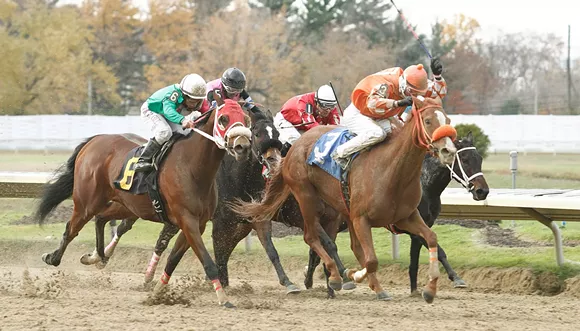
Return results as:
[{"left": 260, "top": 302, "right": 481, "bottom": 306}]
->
[
  {"left": 342, "top": 281, "right": 356, "bottom": 291},
  {"left": 328, "top": 278, "right": 342, "bottom": 291},
  {"left": 422, "top": 289, "right": 436, "bottom": 304},
  {"left": 95, "top": 260, "right": 107, "bottom": 270},
  {"left": 80, "top": 253, "right": 92, "bottom": 265},
  {"left": 223, "top": 301, "right": 236, "bottom": 309},
  {"left": 376, "top": 291, "right": 392, "bottom": 301},
  {"left": 286, "top": 284, "right": 301, "bottom": 294},
  {"left": 453, "top": 278, "right": 467, "bottom": 288},
  {"left": 144, "top": 273, "right": 155, "bottom": 284},
  {"left": 41, "top": 253, "right": 50, "bottom": 265}
]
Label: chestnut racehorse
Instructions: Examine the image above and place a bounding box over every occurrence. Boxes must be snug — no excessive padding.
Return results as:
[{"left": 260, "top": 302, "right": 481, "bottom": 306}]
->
[
  {"left": 231, "top": 97, "right": 458, "bottom": 303},
  {"left": 34, "top": 98, "right": 251, "bottom": 307}
]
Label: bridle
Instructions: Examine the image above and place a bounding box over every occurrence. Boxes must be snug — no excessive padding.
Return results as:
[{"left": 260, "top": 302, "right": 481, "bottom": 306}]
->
[{"left": 446, "top": 146, "right": 484, "bottom": 192}]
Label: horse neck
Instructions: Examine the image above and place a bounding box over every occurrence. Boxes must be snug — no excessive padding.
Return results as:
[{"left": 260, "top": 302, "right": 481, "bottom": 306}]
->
[
  {"left": 181, "top": 114, "right": 225, "bottom": 180},
  {"left": 421, "top": 155, "right": 452, "bottom": 199},
  {"left": 375, "top": 117, "right": 427, "bottom": 187}
]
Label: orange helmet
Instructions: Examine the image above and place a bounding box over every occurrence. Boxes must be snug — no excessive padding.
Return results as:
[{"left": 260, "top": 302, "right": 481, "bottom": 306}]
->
[{"left": 401, "top": 64, "right": 428, "bottom": 96}]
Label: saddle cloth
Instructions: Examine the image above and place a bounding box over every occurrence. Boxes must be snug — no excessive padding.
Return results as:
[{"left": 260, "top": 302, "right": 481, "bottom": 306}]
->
[{"left": 306, "top": 127, "right": 357, "bottom": 181}]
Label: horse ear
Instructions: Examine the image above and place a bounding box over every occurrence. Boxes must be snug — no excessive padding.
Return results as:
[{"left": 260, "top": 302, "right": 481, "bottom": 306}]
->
[
  {"left": 466, "top": 131, "right": 473, "bottom": 143},
  {"left": 212, "top": 89, "right": 224, "bottom": 106},
  {"left": 266, "top": 109, "right": 273, "bottom": 121}
]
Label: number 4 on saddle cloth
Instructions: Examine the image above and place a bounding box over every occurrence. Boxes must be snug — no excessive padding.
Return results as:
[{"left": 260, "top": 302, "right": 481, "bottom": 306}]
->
[
  {"left": 306, "top": 127, "right": 359, "bottom": 209},
  {"left": 113, "top": 133, "right": 187, "bottom": 223}
]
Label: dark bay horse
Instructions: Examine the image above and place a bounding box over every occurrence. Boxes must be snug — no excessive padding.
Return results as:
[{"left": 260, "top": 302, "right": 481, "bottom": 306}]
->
[
  {"left": 304, "top": 132, "right": 490, "bottom": 295},
  {"left": 34, "top": 98, "right": 252, "bottom": 307},
  {"left": 231, "top": 97, "right": 458, "bottom": 303}
]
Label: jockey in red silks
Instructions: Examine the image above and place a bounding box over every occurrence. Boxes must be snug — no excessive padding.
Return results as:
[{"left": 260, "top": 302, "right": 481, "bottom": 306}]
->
[
  {"left": 206, "top": 67, "right": 262, "bottom": 112},
  {"left": 135, "top": 73, "right": 211, "bottom": 173},
  {"left": 274, "top": 84, "right": 340, "bottom": 156}
]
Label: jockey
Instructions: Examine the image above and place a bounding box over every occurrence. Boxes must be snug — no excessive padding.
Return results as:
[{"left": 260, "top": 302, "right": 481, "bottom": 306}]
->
[
  {"left": 274, "top": 84, "right": 340, "bottom": 156},
  {"left": 206, "top": 67, "right": 261, "bottom": 112},
  {"left": 331, "top": 58, "right": 447, "bottom": 169},
  {"left": 134, "top": 73, "right": 210, "bottom": 172}
]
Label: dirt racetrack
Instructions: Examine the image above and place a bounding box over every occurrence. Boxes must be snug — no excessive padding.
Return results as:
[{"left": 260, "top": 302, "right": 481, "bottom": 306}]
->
[{"left": 1, "top": 241, "right": 579, "bottom": 331}]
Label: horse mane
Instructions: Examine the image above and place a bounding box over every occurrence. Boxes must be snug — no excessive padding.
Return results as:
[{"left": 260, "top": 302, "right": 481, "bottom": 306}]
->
[{"left": 194, "top": 107, "right": 215, "bottom": 128}]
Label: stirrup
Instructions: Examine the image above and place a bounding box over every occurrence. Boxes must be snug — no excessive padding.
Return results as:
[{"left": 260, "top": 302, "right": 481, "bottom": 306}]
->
[{"left": 332, "top": 152, "right": 350, "bottom": 171}]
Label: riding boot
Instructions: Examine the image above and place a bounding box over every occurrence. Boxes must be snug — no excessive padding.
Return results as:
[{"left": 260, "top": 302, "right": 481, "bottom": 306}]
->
[{"left": 134, "top": 138, "right": 162, "bottom": 173}]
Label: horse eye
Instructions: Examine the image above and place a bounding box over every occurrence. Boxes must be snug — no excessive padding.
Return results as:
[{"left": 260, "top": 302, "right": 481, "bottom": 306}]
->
[{"left": 425, "top": 119, "right": 431, "bottom": 125}]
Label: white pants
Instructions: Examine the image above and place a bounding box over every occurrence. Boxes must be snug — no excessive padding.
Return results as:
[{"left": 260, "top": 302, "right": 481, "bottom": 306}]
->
[
  {"left": 274, "top": 112, "right": 303, "bottom": 145},
  {"left": 140, "top": 102, "right": 190, "bottom": 145},
  {"left": 334, "top": 103, "right": 393, "bottom": 158}
]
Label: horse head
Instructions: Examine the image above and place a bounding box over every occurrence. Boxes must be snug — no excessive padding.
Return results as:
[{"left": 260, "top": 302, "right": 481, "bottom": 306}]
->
[
  {"left": 451, "top": 132, "right": 490, "bottom": 201},
  {"left": 409, "top": 96, "right": 457, "bottom": 166},
  {"left": 248, "top": 108, "right": 283, "bottom": 172},
  {"left": 213, "top": 99, "right": 252, "bottom": 161}
]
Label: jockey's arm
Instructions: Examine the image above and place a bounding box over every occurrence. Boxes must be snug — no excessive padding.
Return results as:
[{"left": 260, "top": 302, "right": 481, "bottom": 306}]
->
[
  {"left": 240, "top": 90, "right": 258, "bottom": 111},
  {"left": 162, "top": 100, "right": 185, "bottom": 124},
  {"left": 281, "top": 102, "right": 318, "bottom": 130},
  {"left": 425, "top": 75, "right": 447, "bottom": 99},
  {"left": 366, "top": 94, "right": 399, "bottom": 116}
]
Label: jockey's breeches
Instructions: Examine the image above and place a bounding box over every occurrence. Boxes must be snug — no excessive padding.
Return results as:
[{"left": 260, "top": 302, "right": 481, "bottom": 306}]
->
[
  {"left": 274, "top": 112, "right": 303, "bottom": 145},
  {"left": 334, "top": 103, "right": 393, "bottom": 158},
  {"left": 141, "top": 102, "right": 188, "bottom": 144}
]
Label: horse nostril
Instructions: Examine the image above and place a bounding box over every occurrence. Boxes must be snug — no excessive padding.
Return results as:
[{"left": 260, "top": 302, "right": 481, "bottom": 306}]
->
[
  {"left": 234, "top": 145, "right": 245, "bottom": 154},
  {"left": 440, "top": 148, "right": 450, "bottom": 155},
  {"left": 476, "top": 188, "right": 484, "bottom": 195}
]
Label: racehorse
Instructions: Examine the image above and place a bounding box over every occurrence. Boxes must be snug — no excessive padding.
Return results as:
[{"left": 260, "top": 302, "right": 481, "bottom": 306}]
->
[
  {"left": 303, "top": 132, "right": 490, "bottom": 295},
  {"left": 34, "top": 96, "right": 252, "bottom": 307},
  {"left": 231, "top": 97, "right": 458, "bottom": 303},
  {"left": 96, "top": 107, "right": 304, "bottom": 293}
]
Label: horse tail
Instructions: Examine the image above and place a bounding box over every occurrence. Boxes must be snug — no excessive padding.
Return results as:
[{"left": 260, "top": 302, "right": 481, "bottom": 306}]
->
[
  {"left": 228, "top": 159, "right": 291, "bottom": 223},
  {"left": 34, "top": 136, "right": 97, "bottom": 224}
]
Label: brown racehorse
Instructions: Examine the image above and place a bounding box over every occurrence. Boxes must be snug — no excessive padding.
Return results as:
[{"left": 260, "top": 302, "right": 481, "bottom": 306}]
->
[
  {"left": 231, "top": 97, "right": 458, "bottom": 303},
  {"left": 34, "top": 97, "right": 251, "bottom": 308}
]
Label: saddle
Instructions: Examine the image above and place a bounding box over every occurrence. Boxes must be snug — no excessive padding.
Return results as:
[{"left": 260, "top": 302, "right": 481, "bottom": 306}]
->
[
  {"left": 306, "top": 128, "right": 359, "bottom": 212},
  {"left": 113, "top": 133, "right": 187, "bottom": 223}
]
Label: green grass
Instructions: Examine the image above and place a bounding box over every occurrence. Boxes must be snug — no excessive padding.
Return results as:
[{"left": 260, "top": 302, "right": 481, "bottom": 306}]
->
[
  {"left": 500, "top": 220, "right": 580, "bottom": 242},
  {"left": 0, "top": 151, "right": 70, "bottom": 172}
]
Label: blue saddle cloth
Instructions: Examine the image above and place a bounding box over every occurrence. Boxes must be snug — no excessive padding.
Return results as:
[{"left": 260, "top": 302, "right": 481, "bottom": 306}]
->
[{"left": 306, "top": 127, "right": 357, "bottom": 181}]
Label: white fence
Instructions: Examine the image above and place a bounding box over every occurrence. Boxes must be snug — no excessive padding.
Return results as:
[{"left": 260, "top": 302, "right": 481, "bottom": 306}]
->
[{"left": 1, "top": 114, "right": 580, "bottom": 153}]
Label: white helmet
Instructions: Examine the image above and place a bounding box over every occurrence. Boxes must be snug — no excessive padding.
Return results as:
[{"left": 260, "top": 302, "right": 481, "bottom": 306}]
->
[
  {"left": 180, "top": 74, "right": 207, "bottom": 99},
  {"left": 315, "top": 84, "right": 337, "bottom": 108}
]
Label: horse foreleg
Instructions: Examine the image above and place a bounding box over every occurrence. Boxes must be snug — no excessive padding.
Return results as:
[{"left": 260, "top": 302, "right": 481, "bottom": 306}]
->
[
  {"left": 395, "top": 210, "right": 440, "bottom": 304},
  {"left": 408, "top": 235, "right": 422, "bottom": 296},
  {"left": 351, "top": 216, "right": 391, "bottom": 301},
  {"left": 80, "top": 216, "right": 110, "bottom": 268},
  {"left": 253, "top": 220, "right": 300, "bottom": 294},
  {"left": 436, "top": 244, "right": 466, "bottom": 288},
  {"left": 181, "top": 217, "right": 234, "bottom": 308},
  {"left": 145, "top": 223, "right": 179, "bottom": 283}
]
